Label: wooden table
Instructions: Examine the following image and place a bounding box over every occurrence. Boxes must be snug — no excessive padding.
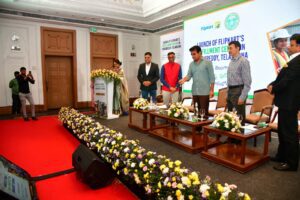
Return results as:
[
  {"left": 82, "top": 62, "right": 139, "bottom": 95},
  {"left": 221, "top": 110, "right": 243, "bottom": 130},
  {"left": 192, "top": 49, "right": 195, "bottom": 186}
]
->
[
  {"left": 201, "top": 125, "right": 271, "bottom": 173},
  {"left": 128, "top": 107, "right": 155, "bottom": 133},
  {"left": 148, "top": 112, "right": 218, "bottom": 153}
]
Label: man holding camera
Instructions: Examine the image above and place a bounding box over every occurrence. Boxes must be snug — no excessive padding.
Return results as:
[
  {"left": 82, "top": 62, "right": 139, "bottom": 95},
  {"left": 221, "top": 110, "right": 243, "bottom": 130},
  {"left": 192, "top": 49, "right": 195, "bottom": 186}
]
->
[{"left": 17, "top": 67, "right": 37, "bottom": 121}]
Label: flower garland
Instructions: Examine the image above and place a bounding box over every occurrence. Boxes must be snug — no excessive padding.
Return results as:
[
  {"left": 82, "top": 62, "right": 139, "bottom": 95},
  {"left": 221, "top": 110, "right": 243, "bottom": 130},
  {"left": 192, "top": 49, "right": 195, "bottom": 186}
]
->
[
  {"left": 211, "top": 112, "right": 242, "bottom": 133},
  {"left": 91, "top": 69, "right": 121, "bottom": 84},
  {"left": 58, "top": 107, "right": 250, "bottom": 200},
  {"left": 133, "top": 98, "right": 149, "bottom": 110},
  {"left": 167, "top": 102, "right": 189, "bottom": 119}
]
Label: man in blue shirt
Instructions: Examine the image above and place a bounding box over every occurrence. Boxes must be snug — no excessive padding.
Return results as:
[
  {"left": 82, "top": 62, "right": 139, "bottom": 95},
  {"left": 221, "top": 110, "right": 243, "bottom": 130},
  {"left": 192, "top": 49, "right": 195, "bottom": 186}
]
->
[{"left": 179, "top": 46, "right": 215, "bottom": 116}]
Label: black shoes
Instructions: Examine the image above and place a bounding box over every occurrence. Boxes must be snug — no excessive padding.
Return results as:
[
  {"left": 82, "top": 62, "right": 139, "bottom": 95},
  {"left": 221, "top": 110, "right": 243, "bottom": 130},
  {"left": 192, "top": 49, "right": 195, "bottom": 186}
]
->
[
  {"left": 23, "top": 116, "right": 38, "bottom": 121},
  {"left": 32, "top": 117, "right": 38, "bottom": 120},
  {"left": 273, "top": 163, "right": 297, "bottom": 171}
]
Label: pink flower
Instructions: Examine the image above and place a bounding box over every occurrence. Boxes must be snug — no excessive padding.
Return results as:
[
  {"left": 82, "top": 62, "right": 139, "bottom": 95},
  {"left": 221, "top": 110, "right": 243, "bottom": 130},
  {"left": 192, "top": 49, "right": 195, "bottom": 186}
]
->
[
  {"left": 172, "top": 182, "right": 177, "bottom": 188},
  {"left": 143, "top": 166, "right": 148, "bottom": 171},
  {"left": 138, "top": 154, "right": 143, "bottom": 159}
]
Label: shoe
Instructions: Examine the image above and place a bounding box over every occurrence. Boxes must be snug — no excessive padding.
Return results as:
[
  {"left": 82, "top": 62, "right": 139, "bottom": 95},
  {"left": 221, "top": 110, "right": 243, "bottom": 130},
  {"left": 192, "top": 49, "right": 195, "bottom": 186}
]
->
[
  {"left": 32, "top": 117, "right": 38, "bottom": 120},
  {"left": 122, "top": 112, "right": 129, "bottom": 116},
  {"left": 273, "top": 163, "right": 297, "bottom": 171},
  {"left": 24, "top": 117, "right": 29, "bottom": 121},
  {"left": 270, "top": 156, "right": 285, "bottom": 163}
]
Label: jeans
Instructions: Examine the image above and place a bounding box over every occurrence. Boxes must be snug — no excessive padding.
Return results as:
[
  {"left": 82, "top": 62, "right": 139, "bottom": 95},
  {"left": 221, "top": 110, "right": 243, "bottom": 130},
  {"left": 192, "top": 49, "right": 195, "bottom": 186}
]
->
[{"left": 141, "top": 90, "right": 157, "bottom": 103}]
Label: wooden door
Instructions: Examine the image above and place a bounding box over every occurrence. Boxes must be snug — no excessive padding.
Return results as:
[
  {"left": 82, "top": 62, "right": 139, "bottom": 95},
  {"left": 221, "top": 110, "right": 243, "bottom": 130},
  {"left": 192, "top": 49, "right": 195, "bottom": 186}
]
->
[
  {"left": 45, "top": 56, "right": 73, "bottom": 109},
  {"left": 90, "top": 33, "right": 118, "bottom": 71}
]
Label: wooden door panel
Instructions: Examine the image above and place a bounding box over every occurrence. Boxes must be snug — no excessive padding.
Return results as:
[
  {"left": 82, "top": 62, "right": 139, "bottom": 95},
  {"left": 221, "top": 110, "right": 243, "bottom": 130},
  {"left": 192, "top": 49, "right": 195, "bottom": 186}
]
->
[
  {"left": 91, "top": 35, "right": 117, "bottom": 57},
  {"left": 91, "top": 58, "right": 113, "bottom": 71},
  {"left": 45, "top": 56, "right": 73, "bottom": 109},
  {"left": 44, "top": 31, "right": 73, "bottom": 54}
]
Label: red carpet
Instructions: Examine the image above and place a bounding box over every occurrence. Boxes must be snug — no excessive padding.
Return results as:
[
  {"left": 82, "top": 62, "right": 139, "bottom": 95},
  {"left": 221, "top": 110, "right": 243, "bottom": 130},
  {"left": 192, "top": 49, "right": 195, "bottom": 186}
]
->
[
  {"left": 0, "top": 116, "right": 137, "bottom": 200},
  {"left": 36, "top": 172, "right": 137, "bottom": 200},
  {"left": 0, "top": 116, "right": 80, "bottom": 177}
]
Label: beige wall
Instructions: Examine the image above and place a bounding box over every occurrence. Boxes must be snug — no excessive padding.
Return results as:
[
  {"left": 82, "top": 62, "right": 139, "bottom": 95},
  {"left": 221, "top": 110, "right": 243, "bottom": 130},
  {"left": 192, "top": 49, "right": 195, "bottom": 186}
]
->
[{"left": 0, "top": 17, "right": 161, "bottom": 108}]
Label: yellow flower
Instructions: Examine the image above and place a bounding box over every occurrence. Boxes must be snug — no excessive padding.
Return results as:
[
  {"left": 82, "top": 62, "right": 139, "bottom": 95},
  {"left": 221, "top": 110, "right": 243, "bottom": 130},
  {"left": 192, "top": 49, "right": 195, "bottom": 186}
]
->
[
  {"left": 175, "top": 190, "right": 181, "bottom": 197},
  {"left": 188, "top": 195, "right": 194, "bottom": 200},
  {"left": 217, "top": 184, "right": 224, "bottom": 193},
  {"left": 244, "top": 194, "right": 251, "bottom": 200},
  {"left": 177, "top": 183, "right": 183, "bottom": 189},
  {"left": 160, "top": 164, "right": 166, "bottom": 170},
  {"left": 175, "top": 160, "right": 182, "bottom": 166},
  {"left": 158, "top": 182, "right": 161, "bottom": 188}
]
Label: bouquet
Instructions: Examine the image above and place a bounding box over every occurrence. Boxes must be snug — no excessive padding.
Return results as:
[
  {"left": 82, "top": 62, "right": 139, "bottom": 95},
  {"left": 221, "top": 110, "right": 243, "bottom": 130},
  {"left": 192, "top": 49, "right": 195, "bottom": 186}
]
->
[
  {"left": 167, "top": 102, "right": 189, "bottom": 119},
  {"left": 212, "top": 112, "right": 242, "bottom": 132},
  {"left": 91, "top": 69, "right": 121, "bottom": 84},
  {"left": 133, "top": 98, "right": 149, "bottom": 110}
]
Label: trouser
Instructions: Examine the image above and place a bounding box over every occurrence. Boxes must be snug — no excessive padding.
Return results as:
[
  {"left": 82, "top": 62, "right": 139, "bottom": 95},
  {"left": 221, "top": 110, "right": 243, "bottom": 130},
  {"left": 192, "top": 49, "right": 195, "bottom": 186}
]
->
[
  {"left": 192, "top": 95, "right": 209, "bottom": 117},
  {"left": 12, "top": 94, "right": 21, "bottom": 114},
  {"left": 276, "top": 108, "right": 299, "bottom": 169},
  {"left": 162, "top": 90, "right": 179, "bottom": 106},
  {"left": 227, "top": 86, "right": 245, "bottom": 123},
  {"left": 19, "top": 92, "right": 35, "bottom": 118},
  {"left": 141, "top": 90, "right": 157, "bottom": 103}
]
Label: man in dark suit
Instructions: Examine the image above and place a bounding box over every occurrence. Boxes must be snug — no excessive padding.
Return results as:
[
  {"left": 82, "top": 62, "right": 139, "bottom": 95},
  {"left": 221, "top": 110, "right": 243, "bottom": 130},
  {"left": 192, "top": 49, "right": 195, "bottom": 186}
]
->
[
  {"left": 268, "top": 33, "right": 300, "bottom": 171},
  {"left": 137, "top": 52, "right": 160, "bottom": 103}
]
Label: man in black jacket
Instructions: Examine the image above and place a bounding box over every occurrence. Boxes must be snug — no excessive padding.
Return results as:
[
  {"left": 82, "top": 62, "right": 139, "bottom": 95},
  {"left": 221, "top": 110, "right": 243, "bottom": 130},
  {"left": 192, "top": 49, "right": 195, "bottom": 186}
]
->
[
  {"left": 17, "top": 67, "right": 37, "bottom": 121},
  {"left": 268, "top": 34, "right": 300, "bottom": 171},
  {"left": 137, "top": 52, "right": 160, "bottom": 103}
]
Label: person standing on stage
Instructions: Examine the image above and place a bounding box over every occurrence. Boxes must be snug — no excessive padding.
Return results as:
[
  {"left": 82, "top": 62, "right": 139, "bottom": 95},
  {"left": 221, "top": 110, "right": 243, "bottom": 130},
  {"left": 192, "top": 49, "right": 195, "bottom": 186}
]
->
[
  {"left": 9, "top": 71, "right": 21, "bottom": 115},
  {"left": 137, "top": 52, "right": 160, "bottom": 103},
  {"left": 179, "top": 45, "right": 215, "bottom": 116},
  {"left": 160, "top": 52, "right": 182, "bottom": 106},
  {"left": 17, "top": 67, "right": 37, "bottom": 121},
  {"left": 226, "top": 41, "right": 252, "bottom": 122},
  {"left": 268, "top": 34, "right": 300, "bottom": 171}
]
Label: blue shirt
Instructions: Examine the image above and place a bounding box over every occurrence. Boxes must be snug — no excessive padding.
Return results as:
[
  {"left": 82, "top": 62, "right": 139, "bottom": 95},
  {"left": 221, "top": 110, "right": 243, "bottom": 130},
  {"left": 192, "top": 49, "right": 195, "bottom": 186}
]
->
[{"left": 186, "top": 59, "right": 215, "bottom": 95}]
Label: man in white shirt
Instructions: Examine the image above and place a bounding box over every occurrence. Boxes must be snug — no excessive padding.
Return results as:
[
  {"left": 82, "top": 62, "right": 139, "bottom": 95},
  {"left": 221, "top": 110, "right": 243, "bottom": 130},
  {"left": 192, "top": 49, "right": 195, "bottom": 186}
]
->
[{"left": 137, "top": 52, "right": 160, "bottom": 102}]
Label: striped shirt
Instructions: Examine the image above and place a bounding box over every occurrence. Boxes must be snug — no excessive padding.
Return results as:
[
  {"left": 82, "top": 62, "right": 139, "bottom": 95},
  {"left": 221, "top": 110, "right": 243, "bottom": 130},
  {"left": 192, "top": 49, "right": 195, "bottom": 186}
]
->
[{"left": 227, "top": 55, "right": 252, "bottom": 100}]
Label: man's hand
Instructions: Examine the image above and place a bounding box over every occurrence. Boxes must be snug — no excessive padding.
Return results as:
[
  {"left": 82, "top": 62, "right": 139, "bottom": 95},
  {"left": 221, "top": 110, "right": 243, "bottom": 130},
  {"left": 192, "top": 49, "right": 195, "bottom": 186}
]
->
[
  {"left": 178, "top": 78, "right": 185, "bottom": 85},
  {"left": 170, "top": 87, "right": 176, "bottom": 93},
  {"left": 209, "top": 90, "right": 214, "bottom": 98},
  {"left": 238, "top": 99, "right": 245, "bottom": 105},
  {"left": 143, "top": 81, "right": 151, "bottom": 86},
  {"left": 267, "top": 85, "right": 273, "bottom": 93}
]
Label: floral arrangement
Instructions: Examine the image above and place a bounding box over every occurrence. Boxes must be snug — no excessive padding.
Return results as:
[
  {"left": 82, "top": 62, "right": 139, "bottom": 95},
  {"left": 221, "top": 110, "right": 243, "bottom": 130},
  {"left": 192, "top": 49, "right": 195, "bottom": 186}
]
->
[
  {"left": 133, "top": 98, "right": 149, "bottom": 110},
  {"left": 91, "top": 69, "right": 121, "bottom": 84},
  {"left": 211, "top": 112, "right": 242, "bottom": 133},
  {"left": 167, "top": 102, "right": 189, "bottom": 119},
  {"left": 58, "top": 107, "right": 251, "bottom": 200}
]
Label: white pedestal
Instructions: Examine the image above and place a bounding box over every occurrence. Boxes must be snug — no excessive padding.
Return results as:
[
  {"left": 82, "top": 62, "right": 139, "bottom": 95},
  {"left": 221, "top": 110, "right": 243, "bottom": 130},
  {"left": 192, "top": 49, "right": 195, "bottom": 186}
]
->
[{"left": 94, "top": 77, "right": 119, "bottom": 119}]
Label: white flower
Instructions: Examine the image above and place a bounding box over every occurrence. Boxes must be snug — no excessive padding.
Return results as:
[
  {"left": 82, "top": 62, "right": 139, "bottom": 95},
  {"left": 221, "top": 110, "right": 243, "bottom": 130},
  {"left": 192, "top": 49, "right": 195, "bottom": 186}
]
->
[
  {"left": 131, "top": 162, "right": 136, "bottom": 168},
  {"left": 174, "top": 113, "right": 179, "bottom": 117},
  {"left": 167, "top": 196, "right": 173, "bottom": 200},
  {"left": 148, "top": 158, "right": 155, "bottom": 165},
  {"left": 162, "top": 167, "right": 169, "bottom": 174},
  {"left": 200, "top": 184, "right": 210, "bottom": 193},
  {"left": 124, "top": 147, "right": 130, "bottom": 153}
]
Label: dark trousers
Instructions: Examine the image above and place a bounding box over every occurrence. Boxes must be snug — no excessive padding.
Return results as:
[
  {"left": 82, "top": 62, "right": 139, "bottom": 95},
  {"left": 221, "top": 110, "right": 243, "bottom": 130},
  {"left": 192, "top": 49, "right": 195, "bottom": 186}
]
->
[
  {"left": 193, "top": 95, "right": 209, "bottom": 117},
  {"left": 276, "top": 108, "right": 299, "bottom": 169},
  {"left": 227, "top": 87, "right": 246, "bottom": 123},
  {"left": 12, "top": 94, "right": 21, "bottom": 114},
  {"left": 141, "top": 90, "right": 157, "bottom": 103}
]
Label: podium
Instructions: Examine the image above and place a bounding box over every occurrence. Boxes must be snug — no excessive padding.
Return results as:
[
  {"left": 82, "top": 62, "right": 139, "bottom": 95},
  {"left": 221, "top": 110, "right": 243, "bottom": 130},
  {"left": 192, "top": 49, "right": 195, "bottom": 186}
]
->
[{"left": 94, "top": 77, "right": 119, "bottom": 119}]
